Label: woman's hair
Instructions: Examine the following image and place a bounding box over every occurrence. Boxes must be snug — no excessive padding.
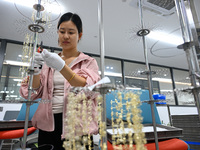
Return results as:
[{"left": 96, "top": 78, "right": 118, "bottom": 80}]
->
[{"left": 57, "top": 12, "right": 82, "bottom": 34}]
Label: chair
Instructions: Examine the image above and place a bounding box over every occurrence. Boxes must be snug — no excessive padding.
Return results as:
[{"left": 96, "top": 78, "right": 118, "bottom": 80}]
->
[
  {"left": 106, "top": 89, "right": 161, "bottom": 124},
  {"left": 0, "top": 100, "right": 39, "bottom": 150}
]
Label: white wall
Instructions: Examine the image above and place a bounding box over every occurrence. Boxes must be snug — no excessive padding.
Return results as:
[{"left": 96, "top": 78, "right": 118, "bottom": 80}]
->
[
  {"left": 0, "top": 103, "right": 22, "bottom": 120},
  {"left": 156, "top": 106, "right": 198, "bottom": 125}
]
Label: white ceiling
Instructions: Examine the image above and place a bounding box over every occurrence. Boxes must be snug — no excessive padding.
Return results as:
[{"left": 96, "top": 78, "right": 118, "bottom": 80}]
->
[{"left": 0, "top": 0, "right": 200, "bottom": 70}]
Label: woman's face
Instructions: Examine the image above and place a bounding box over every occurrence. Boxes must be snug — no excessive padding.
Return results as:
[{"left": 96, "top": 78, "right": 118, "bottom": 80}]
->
[{"left": 58, "top": 20, "right": 82, "bottom": 51}]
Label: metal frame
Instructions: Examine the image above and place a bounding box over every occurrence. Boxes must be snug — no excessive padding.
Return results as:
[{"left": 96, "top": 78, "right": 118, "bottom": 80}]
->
[{"left": 174, "top": 0, "right": 200, "bottom": 120}]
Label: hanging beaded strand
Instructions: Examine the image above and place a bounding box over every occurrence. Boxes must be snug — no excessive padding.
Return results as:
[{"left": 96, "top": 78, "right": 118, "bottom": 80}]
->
[{"left": 63, "top": 88, "right": 96, "bottom": 150}]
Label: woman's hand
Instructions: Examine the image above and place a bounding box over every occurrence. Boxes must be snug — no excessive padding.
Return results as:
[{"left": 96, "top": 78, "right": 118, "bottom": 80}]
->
[
  {"left": 41, "top": 49, "right": 65, "bottom": 71},
  {"left": 34, "top": 52, "right": 44, "bottom": 75}
]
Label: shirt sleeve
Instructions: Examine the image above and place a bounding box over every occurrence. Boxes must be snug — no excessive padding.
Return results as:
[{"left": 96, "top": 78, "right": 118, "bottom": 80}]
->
[
  {"left": 19, "top": 72, "right": 44, "bottom": 101},
  {"left": 75, "top": 57, "right": 101, "bottom": 86}
]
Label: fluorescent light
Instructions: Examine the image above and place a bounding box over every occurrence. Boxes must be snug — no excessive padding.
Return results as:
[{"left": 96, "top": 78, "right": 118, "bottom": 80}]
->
[
  {"left": 152, "top": 77, "right": 191, "bottom": 85},
  {"left": 18, "top": 55, "right": 28, "bottom": 58},
  {"left": 147, "top": 31, "right": 183, "bottom": 45},
  {"left": 98, "top": 71, "right": 122, "bottom": 77},
  {"left": 17, "top": 83, "right": 21, "bottom": 86},
  {"left": 13, "top": 79, "right": 22, "bottom": 82},
  {"left": 10, "top": 95, "right": 18, "bottom": 98},
  {"left": 0, "top": 91, "right": 9, "bottom": 93},
  {"left": 4, "top": 60, "right": 29, "bottom": 67},
  {"left": 152, "top": 77, "right": 172, "bottom": 82},
  {"left": 126, "top": 87, "right": 141, "bottom": 90},
  {"left": 160, "top": 90, "right": 173, "bottom": 92}
]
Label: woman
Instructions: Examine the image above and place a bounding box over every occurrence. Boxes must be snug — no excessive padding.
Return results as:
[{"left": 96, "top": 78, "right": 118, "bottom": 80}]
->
[{"left": 20, "top": 12, "right": 100, "bottom": 150}]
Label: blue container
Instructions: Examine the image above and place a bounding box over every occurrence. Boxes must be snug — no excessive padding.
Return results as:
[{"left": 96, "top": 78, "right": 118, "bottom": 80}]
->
[{"left": 153, "top": 94, "right": 166, "bottom": 104}]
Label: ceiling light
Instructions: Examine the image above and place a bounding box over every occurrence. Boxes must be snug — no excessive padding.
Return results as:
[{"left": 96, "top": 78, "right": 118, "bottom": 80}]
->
[
  {"left": 10, "top": 95, "right": 18, "bottom": 98},
  {"left": 4, "top": 60, "right": 29, "bottom": 67},
  {"left": 13, "top": 79, "right": 22, "bottom": 82},
  {"left": 126, "top": 87, "right": 141, "bottom": 90},
  {"left": 98, "top": 71, "right": 122, "bottom": 77},
  {"left": 160, "top": 90, "right": 173, "bottom": 92},
  {"left": 17, "top": 83, "right": 21, "bottom": 86},
  {"left": 147, "top": 31, "right": 183, "bottom": 45},
  {"left": 152, "top": 77, "right": 172, "bottom": 82},
  {"left": 0, "top": 91, "right": 9, "bottom": 93}
]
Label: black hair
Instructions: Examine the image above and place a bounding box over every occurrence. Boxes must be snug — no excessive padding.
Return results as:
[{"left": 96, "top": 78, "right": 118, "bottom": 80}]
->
[{"left": 57, "top": 12, "right": 82, "bottom": 34}]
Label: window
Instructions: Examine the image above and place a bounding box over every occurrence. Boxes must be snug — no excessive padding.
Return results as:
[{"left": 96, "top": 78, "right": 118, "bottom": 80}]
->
[
  {"left": 173, "top": 69, "right": 194, "bottom": 105},
  {"left": 151, "top": 66, "right": 175, "bottom": 105},
  {"left": 1, "top": 43, "right": 27, "bottom": 101},
  {"left": 92, "top": 56, "right": 122, "bottom": 86},
  {"left": 124, "top": 62, "right": 159, "bottom": 90}
]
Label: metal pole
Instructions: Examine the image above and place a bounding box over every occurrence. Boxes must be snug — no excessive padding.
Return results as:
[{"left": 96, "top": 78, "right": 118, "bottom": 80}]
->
[
  {"left": 167, "top": 105, "right": 172, "bottom": 126},
  {"left": 21, "top": 32, "right": 38, "bottom": 149},
  {"left": 174, "top": 0, "right": 200, "bottom": 120},
  {"left": 138, "top": 0, "right": 159, "bottom": 149},
  {"left": 21, "top": 0, "right": 41, "bottom": 149},
  {"left": 97, "top": 0, "right": 107, "bottom": 149}
]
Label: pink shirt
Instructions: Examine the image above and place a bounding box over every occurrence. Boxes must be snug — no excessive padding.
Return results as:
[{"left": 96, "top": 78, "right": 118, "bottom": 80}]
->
[{"left": 20, "top": 52, "right": 100, "bottom": 138}]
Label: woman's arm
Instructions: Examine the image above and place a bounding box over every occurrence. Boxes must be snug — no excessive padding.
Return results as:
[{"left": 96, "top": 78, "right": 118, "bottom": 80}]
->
[{"left": 60, "top": 65, "right": 86, "bottom": 87}]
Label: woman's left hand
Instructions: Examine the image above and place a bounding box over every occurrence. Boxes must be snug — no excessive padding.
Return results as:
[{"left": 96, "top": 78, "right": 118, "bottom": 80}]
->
[{"left": 41, "top": 49, "right": 65, "bottom": 71}]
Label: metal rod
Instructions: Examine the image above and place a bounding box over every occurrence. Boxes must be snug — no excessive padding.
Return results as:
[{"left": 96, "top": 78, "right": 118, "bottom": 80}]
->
[
  {"left": 21, "top": 31, "right": 38, "bottom": 149},
  {"left": 174, "top": 0, "right": 200, "bottom": 120},
  {"left": 97, "top": 0, "right": 107, "bottom": 149},
  {"left": 167, "top": 105, "right": 172, "bottom": 126},
  {"left": 138, "top": 0, "right": 159, "bottom": 149},
  {"left": 98, "top": 0, "right": 105, "bottom": 79},
  {"left": 21, "top": 0, "right": 41, "bottom": 149}
]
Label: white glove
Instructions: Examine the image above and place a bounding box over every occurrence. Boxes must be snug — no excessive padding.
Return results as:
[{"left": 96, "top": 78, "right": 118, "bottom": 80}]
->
[
  {"left": 41, "top": 49, "right": 65, "bottom": 71},
  {"left": 33, "top": 52, "right": 44, "bottom": 75}
]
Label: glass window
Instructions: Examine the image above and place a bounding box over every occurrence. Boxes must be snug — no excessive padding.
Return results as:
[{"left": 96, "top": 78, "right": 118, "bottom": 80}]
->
[
  {"left": 0, "top": 65, "right": 22, "bottom": 101},
  {"left": 151, "top": 66, "right": 175, "bottom": 105},
  {"left": 1, "top": 43, "right": 30, "bottom": 101},
  {"left": 124, "top": 62, "right": 153, "bottom": 89},
  {"left": 0, "top": 77, "right": 5, "bottom": 101},
  {"left": 173, "top": 69, "right": 194, "bottom": 105},
  {"left": 92, "top": 56, "right": 122, "bottom": 85},
  {"left": 4, "top": 43, "right": 23, "bottom": 61}
]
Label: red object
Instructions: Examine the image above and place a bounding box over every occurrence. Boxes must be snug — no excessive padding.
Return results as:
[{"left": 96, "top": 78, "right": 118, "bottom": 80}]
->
[
  {"left": 107, "top": 138, "right": 188, "bottom": 150},
  {"left": 37, "top": 47, "right": 43, "bottom": 53},
  {"left": 0, "top": 127, "right": 37, "bottom": 139}
]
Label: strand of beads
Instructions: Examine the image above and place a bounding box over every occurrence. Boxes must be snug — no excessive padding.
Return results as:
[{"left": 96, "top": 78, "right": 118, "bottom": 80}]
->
[
  {"left": 63, "top": 91, "right": 83, "bottom": 150},
  {"left": 63, "top": 92, "right": 77, "bottom": 150},
  {"left": 110, "top": 89, "right": 147, "bottom": 150},
  {"left": 63, "top": 88, "right": 97, "bottom": 150},
  {"left": 97, "top": 94, "right": 107, "bottom": 150},
  {"left": 19, "top": 33, "right": 33, "bottom": 81},
  {"left": 87, "top": 100, "right": 93, "bottom": 150},
  {"left": 125, "top": 91, "right": 147, "bottom": 150},
  {"left": 111, "top": 99, "right": 117, "bottom": 149}
]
